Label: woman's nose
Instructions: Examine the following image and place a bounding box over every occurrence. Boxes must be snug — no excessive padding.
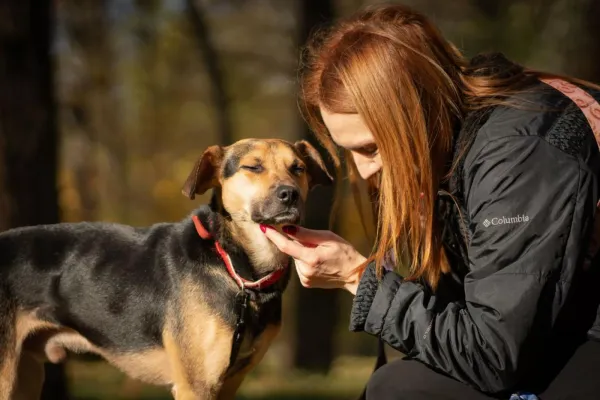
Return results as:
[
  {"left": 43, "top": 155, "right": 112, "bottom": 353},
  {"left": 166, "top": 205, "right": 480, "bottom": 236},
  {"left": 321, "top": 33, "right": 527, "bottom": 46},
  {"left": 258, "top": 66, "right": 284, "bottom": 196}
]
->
[{"left": 352, "top": 153, "right": 379, "bottom": 180}]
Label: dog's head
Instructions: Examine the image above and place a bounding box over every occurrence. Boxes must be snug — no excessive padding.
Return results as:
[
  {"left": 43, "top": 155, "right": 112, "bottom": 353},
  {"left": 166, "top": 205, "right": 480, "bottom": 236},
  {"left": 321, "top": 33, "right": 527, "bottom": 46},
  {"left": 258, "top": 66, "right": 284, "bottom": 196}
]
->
[{"left": 181, "top": 139, "right": 333, "bottom": 227}]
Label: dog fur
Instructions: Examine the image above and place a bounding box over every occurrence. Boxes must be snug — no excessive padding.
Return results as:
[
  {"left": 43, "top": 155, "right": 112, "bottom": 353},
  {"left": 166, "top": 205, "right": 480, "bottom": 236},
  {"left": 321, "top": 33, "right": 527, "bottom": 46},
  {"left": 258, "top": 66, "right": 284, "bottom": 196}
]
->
[{"left": 0, "top": 138, "right": 332, "bottom": 400}]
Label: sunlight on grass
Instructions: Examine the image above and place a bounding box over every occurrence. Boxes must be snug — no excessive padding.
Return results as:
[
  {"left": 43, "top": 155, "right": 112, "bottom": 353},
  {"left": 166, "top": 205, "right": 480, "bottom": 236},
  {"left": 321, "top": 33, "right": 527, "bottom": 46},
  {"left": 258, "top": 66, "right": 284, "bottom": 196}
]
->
[{"left": 66, "top": 356, "right": 376, "bottom": 400}]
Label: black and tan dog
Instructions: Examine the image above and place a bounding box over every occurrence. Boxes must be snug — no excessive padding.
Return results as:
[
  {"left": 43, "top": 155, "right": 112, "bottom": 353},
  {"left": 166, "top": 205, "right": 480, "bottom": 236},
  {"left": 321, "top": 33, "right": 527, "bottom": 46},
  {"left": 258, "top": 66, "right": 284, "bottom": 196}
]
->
[{"left": 0, "top": 138, "right": 332, "bottom": 400}]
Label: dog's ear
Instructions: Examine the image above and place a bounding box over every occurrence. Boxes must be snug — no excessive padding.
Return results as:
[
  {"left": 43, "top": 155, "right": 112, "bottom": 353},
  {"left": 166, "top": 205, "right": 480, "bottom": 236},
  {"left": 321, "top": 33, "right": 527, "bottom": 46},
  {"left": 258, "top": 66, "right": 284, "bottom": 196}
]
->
[
  {"left": 294, "top": 140, "right": 334, "bottom": 189},
  {"left": 182, "top": 145, "right": 224, "bottom": 200}
]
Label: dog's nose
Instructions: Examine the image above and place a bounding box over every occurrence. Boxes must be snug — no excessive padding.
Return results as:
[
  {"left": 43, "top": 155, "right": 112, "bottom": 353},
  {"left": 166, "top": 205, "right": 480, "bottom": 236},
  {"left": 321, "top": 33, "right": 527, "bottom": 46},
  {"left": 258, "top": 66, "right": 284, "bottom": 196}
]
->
[{"left": 276, "top": 185, "right": 299, "bottom": 206}]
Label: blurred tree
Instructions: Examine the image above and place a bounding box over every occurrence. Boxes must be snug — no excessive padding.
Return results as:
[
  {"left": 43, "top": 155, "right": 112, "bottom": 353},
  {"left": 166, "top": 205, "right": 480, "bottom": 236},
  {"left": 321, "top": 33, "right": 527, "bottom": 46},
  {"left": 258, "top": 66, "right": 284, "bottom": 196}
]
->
[
  {"left": 293, "top": 0, "right": 338, "bottom": 373},
  {"left": 576, "top": 0, "right": 600, "bottom": 83},
  {"left": 469, "top": 0, "right": 554, "bottom": 61},
  {"left": 59, "top": 0, "right": 112, "bottom": 222},
  {"left": 530, "top": 0, "right": 599, "bottom": 83},
  {"left": 187, "top": 0, "right": 234, "bottom": 145},
  {"left": 0, "top": 0, "right": 70, "bottom": 398}
]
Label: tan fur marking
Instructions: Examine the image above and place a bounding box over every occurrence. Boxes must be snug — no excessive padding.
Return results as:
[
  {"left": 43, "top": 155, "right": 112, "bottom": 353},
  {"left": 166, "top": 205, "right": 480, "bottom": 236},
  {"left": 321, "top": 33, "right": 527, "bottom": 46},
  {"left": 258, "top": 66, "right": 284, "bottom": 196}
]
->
[
  {"left": 164, "top": 330, "right": 196, "bottom": 400},
  {"left": 15, "top": 311, "right": 56, "bottom": 349},
  {"left": 0, "top": 311, "right": 57, "bottom": 400},
  {"left": 0, "top": 312, "right": 16, "bottom": 400},
  {"left": 104, "top": 349, "right": 171, "bottom": 385},
  {"left": 6, "top": 309, "right": 172, "bottom": 399},
  {"left": 0, "top": 357, "right": 16, "bottom": 400},
  {"left": 165, "top": 278, "right": 235, "bottom": 399},
  {"left": 218, "top": 323, "right": 281, "bottom": 400},
  {"left": 223, "top": 141, "right": 310, "bottom": 205},
  {"left": 221, "top": 141, "right": 309, "bottom": 273},
  {"left": 19, "top": 312, "right": 171, "bottom": 385}
]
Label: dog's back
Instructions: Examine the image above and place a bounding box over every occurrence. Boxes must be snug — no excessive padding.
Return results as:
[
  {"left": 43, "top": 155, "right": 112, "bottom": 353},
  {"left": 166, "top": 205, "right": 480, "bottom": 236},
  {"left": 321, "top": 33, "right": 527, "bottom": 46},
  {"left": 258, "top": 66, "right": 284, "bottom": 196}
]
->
[
  {"left": 0, "top": 219, "right": 203, "bottom": 398},
  {"left": 0, "top": 221, "right": 180, "bottom": 350}
]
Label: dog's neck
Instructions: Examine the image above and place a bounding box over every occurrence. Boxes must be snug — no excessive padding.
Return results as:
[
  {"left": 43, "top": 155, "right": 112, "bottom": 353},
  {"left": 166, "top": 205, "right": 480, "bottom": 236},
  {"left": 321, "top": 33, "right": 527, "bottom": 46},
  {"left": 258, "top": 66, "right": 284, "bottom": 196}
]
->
[
  {"left": 201, "top": 191, "right": 289, "bottom": 280},
  {"left": 223, "top": 219, "right": 289, "bottom": 276}
]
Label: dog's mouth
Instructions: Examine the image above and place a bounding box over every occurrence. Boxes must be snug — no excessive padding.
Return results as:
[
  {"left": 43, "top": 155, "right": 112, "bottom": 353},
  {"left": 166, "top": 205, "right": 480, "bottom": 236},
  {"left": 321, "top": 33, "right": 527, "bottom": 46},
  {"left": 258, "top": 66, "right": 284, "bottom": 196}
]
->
[{"left": 251, "top": 208, "right": 302, "bottom": 226}]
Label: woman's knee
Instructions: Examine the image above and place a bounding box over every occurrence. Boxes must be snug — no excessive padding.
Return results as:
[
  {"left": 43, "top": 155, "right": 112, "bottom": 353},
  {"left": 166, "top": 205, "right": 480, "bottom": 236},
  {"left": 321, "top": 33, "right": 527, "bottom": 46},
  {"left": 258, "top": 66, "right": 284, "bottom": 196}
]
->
[
  {"left": 365, "top": 361, "right": 400, "bottom": 399},
  {"left": 365, "top": 359, "right": 432, "bottom": 400},
  {"left": 365, "top": 358, "right": 491, "bottom": 400}
]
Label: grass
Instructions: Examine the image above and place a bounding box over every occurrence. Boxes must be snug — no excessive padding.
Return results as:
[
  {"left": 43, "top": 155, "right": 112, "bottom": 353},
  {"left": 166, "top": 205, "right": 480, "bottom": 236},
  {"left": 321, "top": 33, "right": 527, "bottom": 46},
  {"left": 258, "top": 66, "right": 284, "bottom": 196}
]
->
[{"left": 66, "top": 355, "right": 377, "bottom": 400}]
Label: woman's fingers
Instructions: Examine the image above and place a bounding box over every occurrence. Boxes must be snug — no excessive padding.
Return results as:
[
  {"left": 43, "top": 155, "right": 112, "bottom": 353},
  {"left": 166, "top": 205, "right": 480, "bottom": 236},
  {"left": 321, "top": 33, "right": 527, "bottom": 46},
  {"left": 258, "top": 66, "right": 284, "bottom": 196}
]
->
[
  {"left": 294, "top": 262, "right": 312, "bottom": 288},
  {"left": 282, "top": 225, "right": 338, "bottom": 245},
  {"left": 261, "top": 225, "right": 315, "bottom": 262}
]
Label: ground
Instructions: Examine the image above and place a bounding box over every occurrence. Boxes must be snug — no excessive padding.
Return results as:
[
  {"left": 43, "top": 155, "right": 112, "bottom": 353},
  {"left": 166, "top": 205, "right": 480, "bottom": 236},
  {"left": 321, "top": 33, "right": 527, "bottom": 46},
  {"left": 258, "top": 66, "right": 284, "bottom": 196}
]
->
[{"left": 67, "top": 355, "right": 376, "bottom": 400}]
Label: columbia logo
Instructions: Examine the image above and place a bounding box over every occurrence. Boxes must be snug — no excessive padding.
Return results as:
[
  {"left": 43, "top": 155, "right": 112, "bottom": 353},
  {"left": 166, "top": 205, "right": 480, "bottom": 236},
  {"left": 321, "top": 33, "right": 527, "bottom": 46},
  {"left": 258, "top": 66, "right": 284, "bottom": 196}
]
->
[{"left": 483, "top": 214, "right": 530, "bottom": 227}]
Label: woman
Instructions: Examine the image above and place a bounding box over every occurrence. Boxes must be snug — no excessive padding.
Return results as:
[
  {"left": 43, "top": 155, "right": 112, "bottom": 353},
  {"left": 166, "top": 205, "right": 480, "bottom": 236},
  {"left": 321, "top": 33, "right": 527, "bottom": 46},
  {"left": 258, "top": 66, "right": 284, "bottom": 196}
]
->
[{"left": 262, "top": 4, "right": 600, "bottom": 400}]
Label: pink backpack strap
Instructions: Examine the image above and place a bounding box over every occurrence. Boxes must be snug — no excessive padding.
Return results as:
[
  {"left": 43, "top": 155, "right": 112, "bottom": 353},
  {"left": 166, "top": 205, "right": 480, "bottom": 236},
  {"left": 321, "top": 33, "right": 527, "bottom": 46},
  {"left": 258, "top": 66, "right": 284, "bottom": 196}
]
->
[
  {"left": 540, "top": 78, "right": 600, "bottom": 269},
  {"left": 540, "top": 78, "right": 600, "bottom": 145}
]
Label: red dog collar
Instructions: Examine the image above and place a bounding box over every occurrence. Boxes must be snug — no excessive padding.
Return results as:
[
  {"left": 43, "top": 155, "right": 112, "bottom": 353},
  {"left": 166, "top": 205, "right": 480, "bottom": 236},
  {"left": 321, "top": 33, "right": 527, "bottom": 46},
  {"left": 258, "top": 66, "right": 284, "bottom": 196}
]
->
[{"left": 192, "top": 215, "right": 286, "bottom": 290}]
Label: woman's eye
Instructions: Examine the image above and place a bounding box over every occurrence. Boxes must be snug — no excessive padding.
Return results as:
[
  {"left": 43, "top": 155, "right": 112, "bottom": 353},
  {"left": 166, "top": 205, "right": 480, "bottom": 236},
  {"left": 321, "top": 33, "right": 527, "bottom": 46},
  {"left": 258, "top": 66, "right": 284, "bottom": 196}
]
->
[
  {"left": 359, "top": 145, "right": 378, "bottom": 156},
  {"left": 241, "top": 165, "right": 264, "bottom": 173}
]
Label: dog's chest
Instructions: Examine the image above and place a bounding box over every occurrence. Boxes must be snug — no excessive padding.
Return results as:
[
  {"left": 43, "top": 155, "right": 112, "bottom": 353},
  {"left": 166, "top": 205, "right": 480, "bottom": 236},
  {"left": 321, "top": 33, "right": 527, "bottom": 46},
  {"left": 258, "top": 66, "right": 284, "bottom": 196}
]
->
[
  {"left": 223, "top": 293, "right": 283, "bottom": 375},
  {"left": 226, "top": 320, "right": 281, "bottom": 377}
]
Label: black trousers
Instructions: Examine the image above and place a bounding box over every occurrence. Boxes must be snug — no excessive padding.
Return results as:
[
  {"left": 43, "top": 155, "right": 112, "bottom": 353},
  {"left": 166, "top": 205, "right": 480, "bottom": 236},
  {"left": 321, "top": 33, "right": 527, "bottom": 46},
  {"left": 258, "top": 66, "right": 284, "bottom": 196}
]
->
[{"left": 365, "top": 340, "right": 600, "bottom": 400}]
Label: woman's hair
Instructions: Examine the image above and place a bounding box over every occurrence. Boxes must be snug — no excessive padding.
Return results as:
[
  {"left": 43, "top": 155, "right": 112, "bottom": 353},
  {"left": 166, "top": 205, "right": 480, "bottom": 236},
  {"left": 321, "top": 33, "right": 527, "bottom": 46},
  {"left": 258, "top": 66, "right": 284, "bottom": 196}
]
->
[{"left": 299, "top": 3, "right": 600, "bottom": 290}]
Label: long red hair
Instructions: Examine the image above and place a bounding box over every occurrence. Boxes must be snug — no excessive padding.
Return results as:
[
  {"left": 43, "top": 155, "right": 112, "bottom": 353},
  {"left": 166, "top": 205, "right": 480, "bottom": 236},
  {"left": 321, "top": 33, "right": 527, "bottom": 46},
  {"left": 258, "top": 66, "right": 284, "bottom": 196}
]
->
[{"left": 299, "top": 4, "right": 600, "bottom": 290}]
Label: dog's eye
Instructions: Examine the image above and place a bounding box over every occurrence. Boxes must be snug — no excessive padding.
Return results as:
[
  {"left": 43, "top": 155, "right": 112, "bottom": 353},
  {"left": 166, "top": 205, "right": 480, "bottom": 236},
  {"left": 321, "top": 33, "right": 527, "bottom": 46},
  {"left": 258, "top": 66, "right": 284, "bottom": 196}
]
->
[
  {"left": 291, "top": 165, "right": 305, "bottom": 175},
  {"left": 241, "top": 165, "right": 264, "bottom": 173}
]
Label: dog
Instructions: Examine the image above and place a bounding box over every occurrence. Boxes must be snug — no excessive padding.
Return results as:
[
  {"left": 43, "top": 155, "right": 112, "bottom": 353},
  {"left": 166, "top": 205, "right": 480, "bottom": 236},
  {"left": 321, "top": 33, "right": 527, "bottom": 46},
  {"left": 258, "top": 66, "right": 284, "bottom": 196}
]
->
[{"left": 0, "top": 138, "right": 333, "bottom": 400}]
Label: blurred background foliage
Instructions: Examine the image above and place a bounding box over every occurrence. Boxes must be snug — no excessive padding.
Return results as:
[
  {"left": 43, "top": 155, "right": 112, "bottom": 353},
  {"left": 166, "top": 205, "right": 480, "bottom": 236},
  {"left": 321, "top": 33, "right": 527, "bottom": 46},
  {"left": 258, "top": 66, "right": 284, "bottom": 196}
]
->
[{"left": 0, "top": 0, "right": 599, "bottom": 398}]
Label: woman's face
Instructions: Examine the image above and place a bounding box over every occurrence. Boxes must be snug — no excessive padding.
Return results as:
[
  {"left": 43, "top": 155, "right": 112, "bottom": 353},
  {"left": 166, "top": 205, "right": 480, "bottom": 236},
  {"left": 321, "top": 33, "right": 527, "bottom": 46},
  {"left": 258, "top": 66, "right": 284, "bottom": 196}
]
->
[{"left": 320, "top": 106, "right": 382, "bottom": 180}]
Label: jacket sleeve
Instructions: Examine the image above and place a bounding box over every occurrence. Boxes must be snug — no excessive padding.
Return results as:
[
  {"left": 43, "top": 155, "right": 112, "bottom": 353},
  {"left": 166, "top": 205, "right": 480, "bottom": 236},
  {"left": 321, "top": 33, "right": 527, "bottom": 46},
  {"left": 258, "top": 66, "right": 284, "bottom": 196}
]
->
[{"left": 349, "top": 135, "right": 597, "bottom": 394}]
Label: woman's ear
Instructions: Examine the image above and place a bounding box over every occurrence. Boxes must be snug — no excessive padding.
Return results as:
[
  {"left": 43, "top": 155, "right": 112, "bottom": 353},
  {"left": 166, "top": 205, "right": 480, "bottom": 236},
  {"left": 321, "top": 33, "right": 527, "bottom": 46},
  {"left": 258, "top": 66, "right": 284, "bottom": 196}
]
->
[
  {"left": 294, "top": 140, "right": 334, "bottom": 189},
  {"left": 181, "top": 145, "right": 224, "bottom": 200}
]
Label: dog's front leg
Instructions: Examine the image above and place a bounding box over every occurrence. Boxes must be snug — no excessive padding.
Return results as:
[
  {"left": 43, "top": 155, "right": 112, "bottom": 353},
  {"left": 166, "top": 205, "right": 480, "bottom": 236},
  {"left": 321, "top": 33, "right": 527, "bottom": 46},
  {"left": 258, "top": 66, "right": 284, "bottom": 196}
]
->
[
  {"left": 217, "top": 323, "right": 281, "bottom": 400},
  {"left": 163, "top": 321, "right": 232, "bottom": 399},
  {"left": 170, "top": 383, "right": 215, "bottom": 400},
  {"left": 169, "top": 379, "right": 222, "bottom": 400},
  {"left": 164, "top": 333, "right": 229, "bottom": 400}
]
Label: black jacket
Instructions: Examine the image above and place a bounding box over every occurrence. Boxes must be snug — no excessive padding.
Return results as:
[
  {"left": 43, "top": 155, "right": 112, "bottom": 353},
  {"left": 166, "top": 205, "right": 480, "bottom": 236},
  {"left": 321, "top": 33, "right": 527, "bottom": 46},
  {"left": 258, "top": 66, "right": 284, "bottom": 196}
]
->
[{"left": 350, "top": 57, "right": 600, "bottom": 395}]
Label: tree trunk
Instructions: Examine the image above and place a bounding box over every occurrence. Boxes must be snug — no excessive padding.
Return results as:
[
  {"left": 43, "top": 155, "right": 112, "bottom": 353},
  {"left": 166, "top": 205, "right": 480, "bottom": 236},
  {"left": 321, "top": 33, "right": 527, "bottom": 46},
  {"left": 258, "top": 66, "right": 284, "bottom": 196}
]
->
[
  {"left": 187, "top": 0, "right": 234, "bottom": 145},
  {"left": 470, "top": 0, "right": 555, "bottom": 61},
  {"left": 577, "top": 0, "right": 600, "bottom": 82},
  {"left": 293, "top": 0, "right": 337, "bottom": 373},
  {"left": 61, "top": 0, "right": 114, "bottom": 222},
  {"left": 0, "top": 1, "right": 69, "bottom": 398}
]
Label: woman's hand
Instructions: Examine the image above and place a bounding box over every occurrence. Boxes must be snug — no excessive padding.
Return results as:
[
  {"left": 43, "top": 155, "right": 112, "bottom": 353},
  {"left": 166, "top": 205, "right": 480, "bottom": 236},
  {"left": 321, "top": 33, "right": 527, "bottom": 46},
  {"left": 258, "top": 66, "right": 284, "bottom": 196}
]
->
[{"left": 260, "top": 225, "right": 368, "bottom": 295}]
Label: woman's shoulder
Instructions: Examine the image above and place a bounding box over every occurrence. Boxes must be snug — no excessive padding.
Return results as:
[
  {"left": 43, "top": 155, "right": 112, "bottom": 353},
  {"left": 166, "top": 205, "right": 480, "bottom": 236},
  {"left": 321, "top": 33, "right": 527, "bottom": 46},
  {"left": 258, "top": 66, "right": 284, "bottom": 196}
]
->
[{"left": 463, "top": 81, "right": 599, "bottom": 172}]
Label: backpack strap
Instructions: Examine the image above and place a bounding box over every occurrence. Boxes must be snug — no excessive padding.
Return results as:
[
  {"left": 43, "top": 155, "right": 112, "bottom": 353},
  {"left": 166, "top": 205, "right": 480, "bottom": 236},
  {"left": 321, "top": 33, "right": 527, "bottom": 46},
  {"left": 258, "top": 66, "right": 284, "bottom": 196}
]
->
[
  {"left": 540, "top": 78, "right": 600, "bottom": 140},
  {"left": 540, "top": 78, "right": 600, "bottom": 270}
]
